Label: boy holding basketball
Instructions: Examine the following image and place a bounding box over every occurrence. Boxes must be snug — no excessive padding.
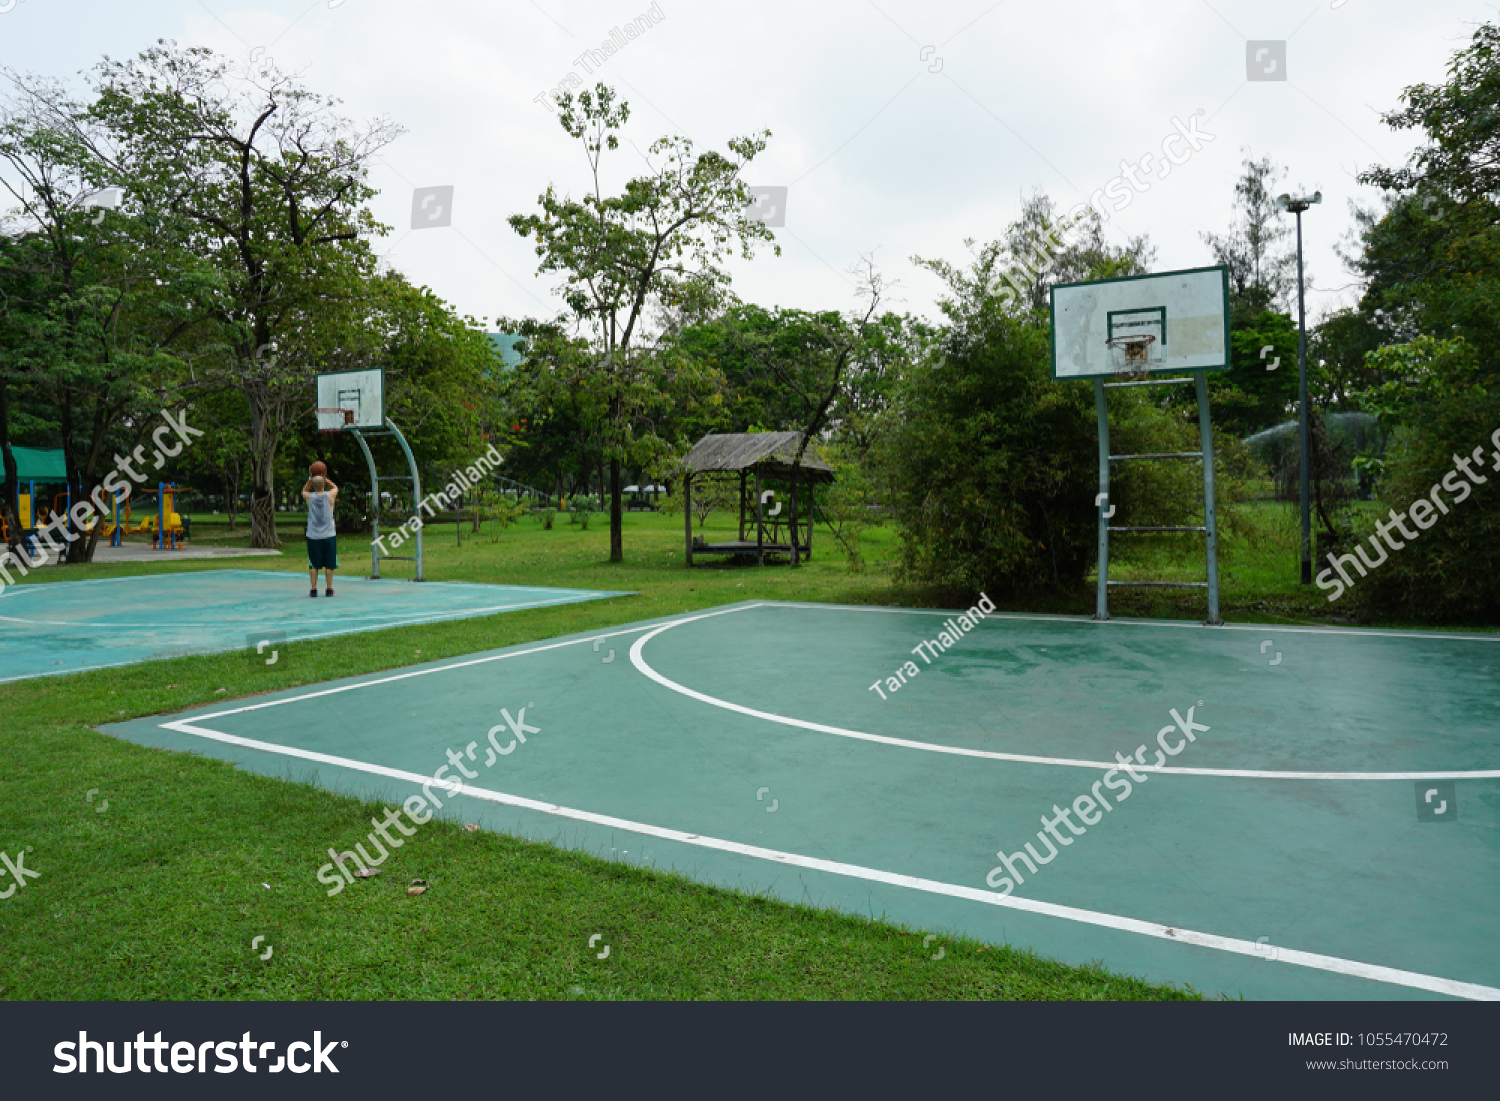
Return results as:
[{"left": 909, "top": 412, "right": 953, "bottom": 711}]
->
[{"left": 303, "top": 462, "right": 338, "bottom": 597}]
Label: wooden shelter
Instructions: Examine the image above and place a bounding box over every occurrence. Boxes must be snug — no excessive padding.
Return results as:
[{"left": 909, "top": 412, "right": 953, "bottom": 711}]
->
[{"left": 681, "top": 432, "right": 835, "bottom": 566}]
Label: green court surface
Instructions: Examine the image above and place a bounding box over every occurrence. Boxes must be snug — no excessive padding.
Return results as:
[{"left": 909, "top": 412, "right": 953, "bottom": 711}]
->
[
  {"left": 0, "top": 570, "right": 621, "bottom": 683},
  {"left": 105, "top": 601, "right": 1500, "bottom": 1000}
]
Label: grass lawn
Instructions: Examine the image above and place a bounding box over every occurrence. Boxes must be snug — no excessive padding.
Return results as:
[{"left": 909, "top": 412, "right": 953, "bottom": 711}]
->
[{"left": 0, "top": 501, "right": 1467, "bottom": 1001}]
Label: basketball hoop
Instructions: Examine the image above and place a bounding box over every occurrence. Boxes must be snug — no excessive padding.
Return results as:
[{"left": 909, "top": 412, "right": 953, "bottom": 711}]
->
[
  {"left": 1106, "top": 334, "right": 1156, "bottom": 382},
  {"left": 316, "top": 408, "right": 354, "bottom": 434}
]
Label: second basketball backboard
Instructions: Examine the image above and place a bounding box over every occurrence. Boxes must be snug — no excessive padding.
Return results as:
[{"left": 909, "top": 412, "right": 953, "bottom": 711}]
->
[
  {"left": 1051, "top": 266, "right": 1230, "bottom": 380},
  {"left": 316, "top": 369, "right": 384, "bottom": 431}
]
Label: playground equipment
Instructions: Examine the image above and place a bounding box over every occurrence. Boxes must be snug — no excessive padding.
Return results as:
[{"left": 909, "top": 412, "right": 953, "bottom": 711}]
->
[{"left": 136, "top": 483, "right": 192, "bottom": 550}]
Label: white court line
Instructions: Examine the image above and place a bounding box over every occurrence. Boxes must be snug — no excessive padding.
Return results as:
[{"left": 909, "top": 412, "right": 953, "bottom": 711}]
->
[
  {"left": 0, "top": 578, "right": 619, "bottom": 684},
  {"left": 151, "top": 604, "right": 754, "bottom": 725},
  {"left": 764, "top": 599, "right": 1500, "bottom": 644},
  {"left": 151, "top": 714, "right": 1500, "bottom": 1002},
  {"left": 0, "top": 574, "right": 612, "bottom": 630},
  {"left": 0, "top": 595, "right": 604, "bottom": 630},
  {"left": 627, "top": 606, "right": 1500, "bottom": 781}
]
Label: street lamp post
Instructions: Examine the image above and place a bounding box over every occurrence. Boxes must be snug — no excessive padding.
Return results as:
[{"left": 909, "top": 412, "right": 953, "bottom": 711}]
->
[{"left": 1277, "top": 190, "right": 1321, "bottom": 585}]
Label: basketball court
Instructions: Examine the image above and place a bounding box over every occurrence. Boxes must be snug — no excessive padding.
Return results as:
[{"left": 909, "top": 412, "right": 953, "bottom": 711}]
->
[
  {"left": 103, "top": 600, "right": 1500, "bottom": 1001},
  {"left": 0, "top": 570, "right": 621, "bottom": 683}
]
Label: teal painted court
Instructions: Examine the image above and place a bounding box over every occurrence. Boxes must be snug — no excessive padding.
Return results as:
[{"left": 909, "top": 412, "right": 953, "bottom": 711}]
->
[
  {"left": 103, "top": 600, "right": 1500, "bottom": 1001},
  {"left": 0, "top": 570, "right": 621, "bottom": 683}
]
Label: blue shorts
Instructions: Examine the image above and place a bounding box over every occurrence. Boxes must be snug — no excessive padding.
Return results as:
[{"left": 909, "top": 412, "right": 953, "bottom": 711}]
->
[{"left": 306, "top": 536, "right": 338, "bottom": 570}]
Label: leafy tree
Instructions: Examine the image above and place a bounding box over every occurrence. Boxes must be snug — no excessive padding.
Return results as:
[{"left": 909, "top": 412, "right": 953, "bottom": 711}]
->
[
  {"left": 494, "top": 318, "right": 605, "bottom": 501},
  {"left": 0, "top": 70, "right": 199, "bottom": 561},
  {"left": 509, "top": 84, "right": 776, "bottom": 561},
  {"left": 885, "top": 243, "right": 1098, "bottom": 595},
  {"left": 86, "top": 43, "right": 401, "bottom": 547},
  {"left": 1208, "top": 310, "right": 1299, "bottom": 436},
  {"left": 1201, "top": 151, "right": 1301, "bottom": 323},
  {"left": 1338, "top": 20, "right": 1500, "bottom": 619}
]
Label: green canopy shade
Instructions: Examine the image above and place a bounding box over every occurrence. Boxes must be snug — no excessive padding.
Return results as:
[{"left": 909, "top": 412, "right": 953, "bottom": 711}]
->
[{"left": 10, "top": 447, "right": 67, "bottom": 482}]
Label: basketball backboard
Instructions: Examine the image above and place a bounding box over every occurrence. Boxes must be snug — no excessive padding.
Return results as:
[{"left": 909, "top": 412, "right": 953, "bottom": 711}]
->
[
  {"left": 1051, "top": 266, "right": 1230, "bottom": 380},
  {"left": 316, "top": 369, "right": 384, "bottom": 431}
]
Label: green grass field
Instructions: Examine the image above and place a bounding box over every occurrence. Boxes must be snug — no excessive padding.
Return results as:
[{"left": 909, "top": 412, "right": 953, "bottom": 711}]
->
[{"left": 0, "top": 502, "right": 1460, "bottom": 1001}]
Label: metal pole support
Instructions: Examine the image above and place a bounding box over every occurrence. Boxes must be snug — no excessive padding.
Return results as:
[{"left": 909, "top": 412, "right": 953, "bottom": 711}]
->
[
  {"left": 387, "top": 417, "right": 423, "bottom": 582},
  {"left": 350, "top": 427, "right": 381, "bottom": 579},
  {"left": 1295, "top": 210, "right": 1312, "bottom": 586},
  {"left": 1195, "top": 371, "right": 1223, "bottom": 625},
  {"left": 1094, "top": 378, "right": 1111, "bottom": 621}
]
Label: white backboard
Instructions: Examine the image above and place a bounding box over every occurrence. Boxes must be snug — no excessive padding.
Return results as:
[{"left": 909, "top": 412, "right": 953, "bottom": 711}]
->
[
  {"left": 316, "top": 369, "right": 384, "bottom": 430},
  {"left": 1051, "top": 266, "right": 1230, "bottom": 380}
]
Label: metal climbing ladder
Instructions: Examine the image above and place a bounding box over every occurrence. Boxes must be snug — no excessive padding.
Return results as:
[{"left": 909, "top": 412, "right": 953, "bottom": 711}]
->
[{"left": 1093, "top": 372, "right": 1222, "bottom": 625}]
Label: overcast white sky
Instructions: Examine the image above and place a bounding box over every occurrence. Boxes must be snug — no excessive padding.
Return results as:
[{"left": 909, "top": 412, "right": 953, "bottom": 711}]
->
[{"left": 1, "top": 0, "right": 1489, "bottom": 330}]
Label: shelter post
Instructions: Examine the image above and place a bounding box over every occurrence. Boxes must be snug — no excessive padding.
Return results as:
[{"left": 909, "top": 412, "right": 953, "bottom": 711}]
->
[
  {"left": 684, "top": 472, "right": 693, "bottom": 567},
  {"left": 738, "top": 470, "right": 747, "bottom": 541},
  {"left": 755, "top": 467, "right": 763, "bottom": 566}
]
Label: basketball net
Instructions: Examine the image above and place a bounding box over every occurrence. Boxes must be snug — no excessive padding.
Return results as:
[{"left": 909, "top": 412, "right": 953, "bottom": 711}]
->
[
  {"left": 316, "top": 408, "right": 354, "bottom": 434},
  {"left": 1106, "top": 335, "right": 1155, "bottom": 383}
]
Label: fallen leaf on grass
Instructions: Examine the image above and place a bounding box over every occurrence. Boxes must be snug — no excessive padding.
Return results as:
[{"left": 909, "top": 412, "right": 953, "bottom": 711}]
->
[
  {"left": 462, "top": 824, "right": 480, "bottom": 832},
  {"left": 352, "top": 867, "right": 381, "bottom": 879},
  {"left": 407, "top": 879, "right": 429, "bottom": 897},
  {"left": 215, "top": 688, "right": 228, "bottom": 694}
]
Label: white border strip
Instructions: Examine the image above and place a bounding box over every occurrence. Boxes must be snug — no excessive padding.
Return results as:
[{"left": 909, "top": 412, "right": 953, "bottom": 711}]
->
[
  {"left": 762, "top": 599, "right": 1500, "bottom": 643},
  {"left": 0, "top": 572, "right": 622, "bottom": 684},
  {"left": 150, "top": 607, "right": 753, "bottom": 724},
  {"left": 152, "top": 715, "right": 1500, "bottom": 1001},
  {"left": 628, "top": 608, "right": 1500, "bottom": 781}
]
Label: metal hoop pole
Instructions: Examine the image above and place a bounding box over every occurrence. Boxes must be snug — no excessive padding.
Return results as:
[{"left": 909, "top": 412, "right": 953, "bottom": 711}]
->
[
  {"left": 1196, "top": 371, "right": 1223, "bottom": 625},
  {"left": 387, "top": 417, "right": 424, "bottom": 582},
  {"left": 349, "top": 427, "right": 381, "bottom": 579},
  {"left": 1094, "top": 377, "right": 1111, "bottom": 621}
]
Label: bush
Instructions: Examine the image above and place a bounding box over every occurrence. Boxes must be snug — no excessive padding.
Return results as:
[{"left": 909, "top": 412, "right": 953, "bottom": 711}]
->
[
  {"left": 878, "top": 312, "right": 1097, "bottom": 595},
  {"left": 569, "top": 493, "right": 600, "bottom": 530},
  {"left": 1355, "top": 392, "right": 1500, "bottom": 621},
  {"left": 815, "top": 443, "right": 876, "bottom": 570}
]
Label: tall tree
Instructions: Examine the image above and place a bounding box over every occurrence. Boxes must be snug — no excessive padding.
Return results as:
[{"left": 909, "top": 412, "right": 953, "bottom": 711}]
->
[
  {"left": 509, "top": 84, "right": 776, "bottom": 562},
  {"left": 0, "top": 69, "right": 198, "bottom": 562},
  {"left": 714, "top": 259, "right": 890, "bottom": 567},
  {"left": 1200, "top": 151, "right": 1300, "bottom": 323},
  {"left": 86, "top": 43, "right": 401, "bottom": 547}
]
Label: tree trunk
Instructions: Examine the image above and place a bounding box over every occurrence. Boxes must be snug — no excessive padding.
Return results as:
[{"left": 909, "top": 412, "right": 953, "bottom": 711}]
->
[
  {"left": 225, "top": 466, "right": 239, "bottom": 532},
  {"left": 246, "top": 388, "right": 282, "bottom": 548},
  {"left": 0, "top": 378, "right": 19, "bottom": 548},
  {"left": 609, "top": 456, "right": 623, "bottom": 562}
]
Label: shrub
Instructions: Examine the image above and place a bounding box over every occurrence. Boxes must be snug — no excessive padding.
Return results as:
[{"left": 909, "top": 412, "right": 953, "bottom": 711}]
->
[
  {"left": 570, "top": 493, "right": 600, "bottom": 530},
  {"left": 878, "top": 312, "right": 1098, "bottom": 595},
  {"left": 1355, "top": 394, "right": 1500, "bottom": 621}
]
